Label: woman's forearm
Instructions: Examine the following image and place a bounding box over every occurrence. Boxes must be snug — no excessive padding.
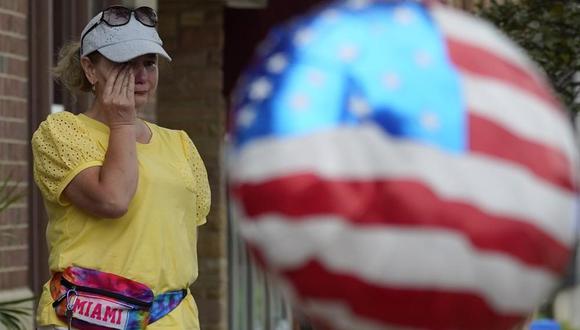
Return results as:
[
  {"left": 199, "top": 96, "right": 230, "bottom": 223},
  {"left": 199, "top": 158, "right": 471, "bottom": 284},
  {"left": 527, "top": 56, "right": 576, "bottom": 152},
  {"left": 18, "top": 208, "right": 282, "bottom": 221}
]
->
[{"left": 98, "top": 124, "right": 139, "bottom": 213}]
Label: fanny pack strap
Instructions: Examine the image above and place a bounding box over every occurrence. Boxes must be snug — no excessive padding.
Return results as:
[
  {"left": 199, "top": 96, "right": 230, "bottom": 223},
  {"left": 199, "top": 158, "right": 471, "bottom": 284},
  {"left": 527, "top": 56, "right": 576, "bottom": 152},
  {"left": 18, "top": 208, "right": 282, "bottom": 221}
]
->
[{"left": 149, "top": 289, "right": 188, "bottom": 324}]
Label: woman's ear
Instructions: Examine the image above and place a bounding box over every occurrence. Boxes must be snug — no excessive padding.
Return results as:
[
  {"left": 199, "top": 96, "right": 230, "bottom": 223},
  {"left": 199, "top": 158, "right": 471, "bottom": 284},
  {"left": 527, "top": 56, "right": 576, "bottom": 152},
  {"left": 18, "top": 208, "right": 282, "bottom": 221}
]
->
[{"left": 80, "top": 56, "right": 97, "bottom": 85}]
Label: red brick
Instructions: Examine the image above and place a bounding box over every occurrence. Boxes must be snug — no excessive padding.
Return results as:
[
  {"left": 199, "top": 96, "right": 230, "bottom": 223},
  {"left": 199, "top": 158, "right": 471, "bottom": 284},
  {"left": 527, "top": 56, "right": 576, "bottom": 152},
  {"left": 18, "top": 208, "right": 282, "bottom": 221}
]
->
[
  {"left": 0, "top": 269, "right": 28, "bottom": 290},
  {"left": 0, "top": 142, "right": 28, "bottom": 161},
  {"left": 0, "top": 12, "right": 26, "bottom": 36},
  {"left": 0, "top": 120, "right": 26, "bottom": 140},
  {"left": 0, "top": 99, "right": 27, "bottom": 118},
  {"left": 0, "top": 226, "right": 28, "bottom": 247},
  {"left": 162, "top": 51, "right": 210, "bottom": 69},
  {"left": 0, "top": 77, "right": 27, "bottom": 97},
  {"left": 0, "top": 162, "right": 27, "bottom": 183},
  {"left": 0, "top": 34, "right": 27, "bottom": 56},
  {"left": 0, "top": 206, "right": 27, "bottom": 226},
  {"left": 178, "top": 26, "right": 222, "bottom": 51},
  {"left": 0, "top": 0, "right": 27, "bottom": 14},
  {"left": 0, "top": 55, "right": 27, "bottom": 77},
  {"left": 0, "top": 247, "right": 28, "bottom": 268}
]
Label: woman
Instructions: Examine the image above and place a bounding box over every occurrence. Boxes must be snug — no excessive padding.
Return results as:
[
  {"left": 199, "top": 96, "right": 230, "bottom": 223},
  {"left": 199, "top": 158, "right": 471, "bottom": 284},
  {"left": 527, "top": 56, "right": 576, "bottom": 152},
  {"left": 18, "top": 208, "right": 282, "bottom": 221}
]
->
[{"left": 32, "top": 6, "right": 210, "bottom": 330}]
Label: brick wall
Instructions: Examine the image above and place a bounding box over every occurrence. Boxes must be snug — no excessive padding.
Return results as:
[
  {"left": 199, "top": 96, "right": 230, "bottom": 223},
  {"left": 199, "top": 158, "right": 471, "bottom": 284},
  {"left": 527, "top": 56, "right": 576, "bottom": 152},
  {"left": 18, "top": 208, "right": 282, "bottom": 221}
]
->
[
  {"left": 0, "top": 0, "right": 29, "bottom": 293},
  {"left": 157, "top": 1, "right": 228, "bottom": 330}
]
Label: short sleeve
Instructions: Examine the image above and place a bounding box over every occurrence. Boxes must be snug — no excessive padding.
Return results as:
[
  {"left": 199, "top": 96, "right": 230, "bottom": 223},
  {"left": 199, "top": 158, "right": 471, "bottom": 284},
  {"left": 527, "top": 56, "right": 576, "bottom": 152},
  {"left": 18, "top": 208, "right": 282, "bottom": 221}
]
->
[
  {"left": 179, "top": 131, "right": 211, "bottom": 226},
  {"left": 31, "top": 112, "right": 104, "bottom": 206}
]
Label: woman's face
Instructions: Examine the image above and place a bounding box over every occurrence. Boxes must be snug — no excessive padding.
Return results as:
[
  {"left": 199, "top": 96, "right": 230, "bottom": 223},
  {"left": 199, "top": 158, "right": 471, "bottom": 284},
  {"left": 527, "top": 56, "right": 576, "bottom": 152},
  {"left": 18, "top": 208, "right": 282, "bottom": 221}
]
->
[{"left": 88, "top": 53, "right": 159, "bottom": 110}]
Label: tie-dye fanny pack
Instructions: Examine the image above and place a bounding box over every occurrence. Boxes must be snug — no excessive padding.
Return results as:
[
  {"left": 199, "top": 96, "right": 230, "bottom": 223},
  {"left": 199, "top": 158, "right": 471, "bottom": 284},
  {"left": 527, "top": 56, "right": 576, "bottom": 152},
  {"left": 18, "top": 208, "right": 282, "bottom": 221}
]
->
[{"left": 50, "top": 266, "right": 186, "bottom": 330}]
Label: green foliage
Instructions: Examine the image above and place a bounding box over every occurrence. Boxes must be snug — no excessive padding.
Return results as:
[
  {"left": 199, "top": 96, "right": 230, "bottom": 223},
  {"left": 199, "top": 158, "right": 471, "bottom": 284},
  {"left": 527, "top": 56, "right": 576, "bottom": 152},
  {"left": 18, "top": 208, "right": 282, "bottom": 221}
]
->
[
  {"left": 478, "top": 0, "right": 580, "bottom": 113},
  {"left": 0, "top": 175, "right": 31, "bottom": 330},
  {"left": 0, "top": 297, "right": 33, "bottom": 330}
]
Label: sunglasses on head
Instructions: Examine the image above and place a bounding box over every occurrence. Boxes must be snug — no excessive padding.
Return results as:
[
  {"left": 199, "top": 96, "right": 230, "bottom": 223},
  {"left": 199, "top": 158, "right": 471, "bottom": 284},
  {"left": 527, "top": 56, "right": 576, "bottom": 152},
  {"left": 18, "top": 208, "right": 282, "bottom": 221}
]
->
[{"left": 80, "top": 6, "right": 158, "bottom": 55}]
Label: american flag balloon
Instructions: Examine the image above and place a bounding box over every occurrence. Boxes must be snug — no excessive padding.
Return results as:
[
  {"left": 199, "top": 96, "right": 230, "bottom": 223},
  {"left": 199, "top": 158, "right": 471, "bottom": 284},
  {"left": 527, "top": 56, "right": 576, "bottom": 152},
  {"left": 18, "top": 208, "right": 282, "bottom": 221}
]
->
[{"left": 228, "top": 1, "right": 579, "bottom": 329}]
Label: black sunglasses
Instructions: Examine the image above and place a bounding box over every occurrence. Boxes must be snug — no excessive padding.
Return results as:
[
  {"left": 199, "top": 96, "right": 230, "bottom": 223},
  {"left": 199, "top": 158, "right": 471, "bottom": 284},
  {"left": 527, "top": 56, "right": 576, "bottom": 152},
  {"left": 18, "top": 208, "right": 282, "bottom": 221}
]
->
[{"left": 80, "top": 6, "right": 158, "bottom": 55}]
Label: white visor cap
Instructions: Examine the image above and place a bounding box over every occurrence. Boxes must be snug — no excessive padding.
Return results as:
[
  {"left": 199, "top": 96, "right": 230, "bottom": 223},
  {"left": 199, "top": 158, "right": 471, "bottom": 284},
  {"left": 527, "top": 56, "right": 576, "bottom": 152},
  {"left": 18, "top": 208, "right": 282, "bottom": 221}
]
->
[{"left": 80, "top": 10, "right": 171, "bottom": 63}]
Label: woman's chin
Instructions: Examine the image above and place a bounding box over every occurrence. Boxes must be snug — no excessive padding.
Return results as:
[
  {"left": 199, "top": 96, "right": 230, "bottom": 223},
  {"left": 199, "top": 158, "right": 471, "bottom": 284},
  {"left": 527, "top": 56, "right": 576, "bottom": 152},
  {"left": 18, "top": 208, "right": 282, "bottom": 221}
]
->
[{"left": 134, "top": 93, "right": 149, "bottom": 108}]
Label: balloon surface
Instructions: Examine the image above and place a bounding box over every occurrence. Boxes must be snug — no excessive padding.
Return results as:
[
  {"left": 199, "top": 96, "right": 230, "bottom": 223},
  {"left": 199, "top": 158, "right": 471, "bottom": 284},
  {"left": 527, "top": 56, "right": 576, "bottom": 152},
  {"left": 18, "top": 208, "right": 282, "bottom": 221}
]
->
[{"left": 229, "top": 1, "right": 579, "bottom": 329}]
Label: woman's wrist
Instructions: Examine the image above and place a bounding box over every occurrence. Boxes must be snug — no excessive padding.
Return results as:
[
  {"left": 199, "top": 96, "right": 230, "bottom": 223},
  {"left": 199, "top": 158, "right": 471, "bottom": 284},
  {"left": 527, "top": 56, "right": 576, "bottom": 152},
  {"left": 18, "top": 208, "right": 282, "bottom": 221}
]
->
[{"left": 108, "top": 118, "right": 137, "bottom": 130}]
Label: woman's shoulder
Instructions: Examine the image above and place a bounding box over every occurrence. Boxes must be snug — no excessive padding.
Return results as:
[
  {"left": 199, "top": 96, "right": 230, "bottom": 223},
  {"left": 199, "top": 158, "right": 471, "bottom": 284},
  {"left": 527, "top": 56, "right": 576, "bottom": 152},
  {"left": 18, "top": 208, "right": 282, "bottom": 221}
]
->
[
  {"left": 146, "top": 121, "right": 190, "bottom": 143},
  {"left": 147, "top": 123, "right": 200, "bottom": 158},
  {"left": 33, "top": 111, "right": 82, "bottom": 140},
  {"left": 42, "top": 111, "right": 78, "bottom": 125}
]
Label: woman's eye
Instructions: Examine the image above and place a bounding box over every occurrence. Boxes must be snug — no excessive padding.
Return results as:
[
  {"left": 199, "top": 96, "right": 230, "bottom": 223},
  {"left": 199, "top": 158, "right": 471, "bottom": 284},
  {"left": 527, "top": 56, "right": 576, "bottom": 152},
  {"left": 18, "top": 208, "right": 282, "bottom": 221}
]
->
[{"left": 145, "top": 61, "right": 157, "bottom": 67}]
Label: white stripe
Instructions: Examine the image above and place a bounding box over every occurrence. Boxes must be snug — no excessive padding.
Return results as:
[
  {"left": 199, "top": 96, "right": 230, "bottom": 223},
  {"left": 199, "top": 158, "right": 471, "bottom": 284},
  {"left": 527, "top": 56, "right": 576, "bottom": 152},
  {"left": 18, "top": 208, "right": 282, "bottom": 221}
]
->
[
  {"left": 431, "top": 5, "right": 541, "bottom": 79},
  {"left": 238, "top": 215, "right": 558, "bottom": 314},
  {"left": 273, "top": 276, "right": 415, "bottom": 329},
  {"left": 304, "top": 300, "right": 413, "bottom": 330},
  {"left": 463, "top": 73, "right": 578, "bottom": 163},
  {"left": 230, "top": 125, "right": 576, "bottom": 245}
]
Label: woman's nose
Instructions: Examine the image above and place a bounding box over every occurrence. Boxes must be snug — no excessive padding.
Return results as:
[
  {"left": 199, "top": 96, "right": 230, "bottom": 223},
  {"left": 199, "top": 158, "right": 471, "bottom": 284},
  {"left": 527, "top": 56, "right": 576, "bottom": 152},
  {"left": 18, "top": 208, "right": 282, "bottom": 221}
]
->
[{"left": 132, "top": 64, "right": 147, "bottom": 83}]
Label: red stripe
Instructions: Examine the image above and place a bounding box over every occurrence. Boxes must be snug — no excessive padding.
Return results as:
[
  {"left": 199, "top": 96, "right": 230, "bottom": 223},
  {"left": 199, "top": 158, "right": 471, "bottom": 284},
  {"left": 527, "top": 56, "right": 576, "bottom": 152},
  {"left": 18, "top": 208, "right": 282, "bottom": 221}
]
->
[
  {"left": 234, "top": 176, "right": 571, "bottom": 273},
  {"left": 469, "top": 113, "right": 574, "bottom": 191},
  {"left": 447, "top": 38, "right": 562, "bottom": 110},
  {"left": 258, "top": 254, "right": 524, "bottom": 330}
]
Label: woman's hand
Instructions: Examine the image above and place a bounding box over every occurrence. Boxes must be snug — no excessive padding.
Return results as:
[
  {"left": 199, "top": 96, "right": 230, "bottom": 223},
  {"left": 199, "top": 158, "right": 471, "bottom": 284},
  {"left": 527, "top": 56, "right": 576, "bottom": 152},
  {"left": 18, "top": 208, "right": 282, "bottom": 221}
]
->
[
  {"left": 63, "top": 65, "right": 140, "bottom": 219},
  {"left": 100, "top": 65, "right": 136, "bottom": 128}
]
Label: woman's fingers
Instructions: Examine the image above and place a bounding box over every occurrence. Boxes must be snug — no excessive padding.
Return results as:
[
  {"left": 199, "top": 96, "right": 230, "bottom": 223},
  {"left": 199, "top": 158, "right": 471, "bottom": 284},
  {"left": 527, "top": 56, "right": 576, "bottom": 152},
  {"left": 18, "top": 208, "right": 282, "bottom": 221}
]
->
[
  {"left": 98, "top": 64, "right": 137, "bottom": 126},
  {"left": 112, "top": 65, "right": 130, "bottom": 98},
  {"left": 126, "top": 71, "right": 135, "bottom": 101},
  {"left": 103, "top": 65, "right": 122, "bottom": 99}
]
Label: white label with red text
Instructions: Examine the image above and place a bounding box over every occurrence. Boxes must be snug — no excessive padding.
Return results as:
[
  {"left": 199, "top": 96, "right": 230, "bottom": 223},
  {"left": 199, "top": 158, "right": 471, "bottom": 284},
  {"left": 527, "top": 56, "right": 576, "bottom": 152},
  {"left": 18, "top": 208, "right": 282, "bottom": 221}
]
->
[{"left": 71, "top": 294, "right": 131, "bottom": 329}]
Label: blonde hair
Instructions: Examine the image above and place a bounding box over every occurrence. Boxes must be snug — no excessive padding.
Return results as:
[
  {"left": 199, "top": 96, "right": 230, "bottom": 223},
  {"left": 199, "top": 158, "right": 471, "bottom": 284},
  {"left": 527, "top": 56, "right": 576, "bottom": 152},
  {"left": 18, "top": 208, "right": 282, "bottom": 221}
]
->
[{"left": 52, "top": 42, "right": 99, "bottom": 94}]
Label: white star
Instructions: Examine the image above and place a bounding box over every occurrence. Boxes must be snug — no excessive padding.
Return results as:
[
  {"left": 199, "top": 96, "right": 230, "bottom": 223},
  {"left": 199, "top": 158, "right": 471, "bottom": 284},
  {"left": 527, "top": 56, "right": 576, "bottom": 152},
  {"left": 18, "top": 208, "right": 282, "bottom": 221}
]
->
[
  {"left": 321, "top": 9, "right": 340, "bottom": 22},
  {"left": 420, "top": 111, "right": 441, "bottom": 131},
  {"left": 394, "top": 7, "right": 416, "bottom": 25},
  {"left": 415, "top": 50, "right": 432, "bottom": 68},
  {"left": 338, "top": 44, "right": 359, "bottom": 63},
  {"left": 308, "top": 69, "right": 326, "bottom": 87},
  {"left": 346, "top": 0, "right": 370, "bottom": 10},
  {"left": 349, "top": 96, "right": 372, "bottom": 117},
  {"left": 249, "top": 77, "right": 272, "bottom": 100},
  {"left": 237, "top": 106, "right": 257, "bottom": 128},
  {"left": 267, "top": 53, "right": 288, "bottom": 73},
  {"left": 294, "top": 28, "right": 315, "bottom": 46},
  {"left": 383, "top": 73, "right": 401, "bottom": 90},
  {"left": 290, "top": 93, "right": 310, "bottom": 111}
]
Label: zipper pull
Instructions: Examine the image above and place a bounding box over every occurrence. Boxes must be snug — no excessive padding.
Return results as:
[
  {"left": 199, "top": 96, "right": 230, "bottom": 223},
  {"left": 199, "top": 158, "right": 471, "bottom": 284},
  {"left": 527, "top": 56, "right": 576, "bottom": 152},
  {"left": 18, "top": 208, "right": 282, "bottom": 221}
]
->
[
  {"left": 67, "top": 312, "right": 72, "bottom": 330},
  {"left": 65, "top": 287, "right": 77, "bottom": 330}
]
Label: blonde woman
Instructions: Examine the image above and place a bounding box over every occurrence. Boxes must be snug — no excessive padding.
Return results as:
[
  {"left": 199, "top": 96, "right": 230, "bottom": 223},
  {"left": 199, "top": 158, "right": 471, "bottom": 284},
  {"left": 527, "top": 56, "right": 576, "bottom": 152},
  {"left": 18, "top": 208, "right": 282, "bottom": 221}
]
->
[{"left": 32, "top": 6, "right": 210, "bottom": 330}]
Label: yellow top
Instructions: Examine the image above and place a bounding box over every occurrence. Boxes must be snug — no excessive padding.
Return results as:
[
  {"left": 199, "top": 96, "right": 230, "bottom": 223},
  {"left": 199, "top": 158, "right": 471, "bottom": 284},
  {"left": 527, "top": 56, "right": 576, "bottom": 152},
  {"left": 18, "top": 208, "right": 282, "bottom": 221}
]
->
[{"left": 31, "top": 111, "right": 211, "bottom": 329}]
